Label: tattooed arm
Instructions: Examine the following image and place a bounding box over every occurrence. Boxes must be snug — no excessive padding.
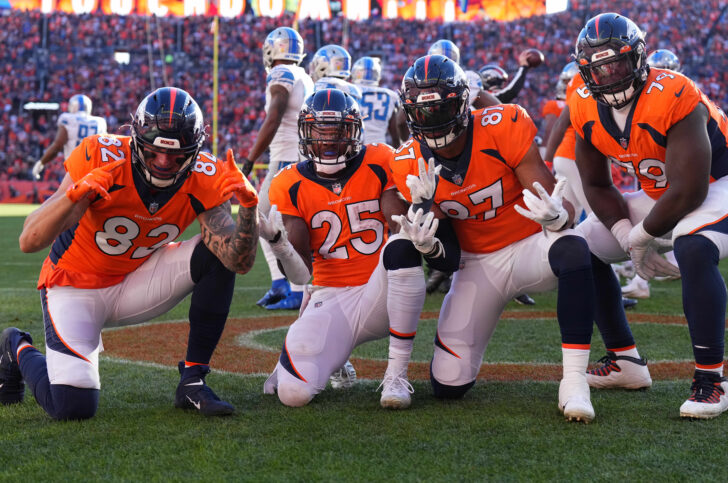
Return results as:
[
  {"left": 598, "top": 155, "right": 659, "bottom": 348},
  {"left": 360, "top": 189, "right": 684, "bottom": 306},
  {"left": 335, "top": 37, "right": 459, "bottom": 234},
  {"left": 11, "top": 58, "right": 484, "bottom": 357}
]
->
[{"left": 198, "top": 201, "right": 259, "bottom": 274}]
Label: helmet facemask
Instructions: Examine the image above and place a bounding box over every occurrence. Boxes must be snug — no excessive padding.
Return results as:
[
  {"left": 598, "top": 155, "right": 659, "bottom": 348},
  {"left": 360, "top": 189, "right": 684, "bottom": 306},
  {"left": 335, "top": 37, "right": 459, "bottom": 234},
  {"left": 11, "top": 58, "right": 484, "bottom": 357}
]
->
[
  {"left": 578, "top": 43, "right": 647, "bottom": 109},
  {"left": 130, "top": 88, "right": 205, "bottom": 190},
  {"left": 403, "top": 89, "right": 469, "bottom": 150},
  {"left": 299, "top": 112, "right": 362, "bottom": 175}
]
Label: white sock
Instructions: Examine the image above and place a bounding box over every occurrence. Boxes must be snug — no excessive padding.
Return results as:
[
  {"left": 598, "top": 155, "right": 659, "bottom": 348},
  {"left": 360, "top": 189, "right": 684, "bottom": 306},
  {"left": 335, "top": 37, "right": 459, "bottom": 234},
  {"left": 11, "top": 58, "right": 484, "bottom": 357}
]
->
[
  {"left": 614, "top": 347, "right": 640, "bottom": 359},
  {"left": 290, "top": 283, "right": 305, "bottom": 293},
  {"left": 260, "top": 237, "right": 284, "bottom": 280},
  {"left": 386, "top": 267, "right": 426, "bottom": 374},
  {"left": 562, "top": 346, "right": 590, "bottom": 378}
]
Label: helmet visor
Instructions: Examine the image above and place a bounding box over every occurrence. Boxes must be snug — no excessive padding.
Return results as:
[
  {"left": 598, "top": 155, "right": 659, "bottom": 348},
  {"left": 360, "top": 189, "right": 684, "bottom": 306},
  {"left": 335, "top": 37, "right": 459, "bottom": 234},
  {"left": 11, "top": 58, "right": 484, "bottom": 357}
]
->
[
  {"left": 403, "top": 96, "right": 462, "bottom": 130},
  {"left": 588, "top": 55, "right": 633, "bottom": 87}
]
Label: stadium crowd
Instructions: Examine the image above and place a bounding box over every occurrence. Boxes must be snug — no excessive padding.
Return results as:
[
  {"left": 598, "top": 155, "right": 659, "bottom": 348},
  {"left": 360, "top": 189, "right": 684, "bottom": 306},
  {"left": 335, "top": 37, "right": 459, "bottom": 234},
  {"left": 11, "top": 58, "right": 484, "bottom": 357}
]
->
[{"left": 0, "top": 0, "right": 726, "bottom": 194}]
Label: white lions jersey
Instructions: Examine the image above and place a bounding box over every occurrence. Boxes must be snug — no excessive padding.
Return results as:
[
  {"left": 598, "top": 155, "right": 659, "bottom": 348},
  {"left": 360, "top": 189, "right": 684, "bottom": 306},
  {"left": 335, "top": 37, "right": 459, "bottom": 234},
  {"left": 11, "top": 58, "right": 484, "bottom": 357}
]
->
[
  {"left": 266, "top": 64, "right": 314, "bottom": 162},
  {"left": 465, "top": 70, "right": 482, "bottom": 107},
  {"left": 58, "top": 112, "right": 107, "bottom": 159},
  {"left": 314, "top": 77, "right": 362, "bottom": 102},
  {"left": 356, "top": 85, "right": 400, "bottom": 144}
]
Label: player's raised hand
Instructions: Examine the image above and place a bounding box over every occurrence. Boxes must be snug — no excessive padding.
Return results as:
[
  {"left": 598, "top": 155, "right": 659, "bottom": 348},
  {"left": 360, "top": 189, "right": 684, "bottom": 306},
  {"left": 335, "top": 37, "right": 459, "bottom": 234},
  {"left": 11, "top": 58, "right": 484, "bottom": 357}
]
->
[
  {"left": 214, "top": 149, "right": 258, "bottom": 208},
  {"left": 405, "top": 157, "right": 441, "bottom": 212},
  {"left": 514, "top": 176, "right": 569, "bottom": 231},
  {"left": 392, "top": 207, "right": 442, "bottom": 257},
  {"left": 65, "top": 159, "right": 125, "bottom": 203}
]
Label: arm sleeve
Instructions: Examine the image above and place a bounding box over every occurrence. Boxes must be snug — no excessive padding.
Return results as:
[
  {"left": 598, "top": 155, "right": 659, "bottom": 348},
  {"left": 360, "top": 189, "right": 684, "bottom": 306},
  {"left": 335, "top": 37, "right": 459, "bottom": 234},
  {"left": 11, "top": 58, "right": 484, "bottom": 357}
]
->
[{"left": 495, "top": 67, "right": 528, "bottom": 104}]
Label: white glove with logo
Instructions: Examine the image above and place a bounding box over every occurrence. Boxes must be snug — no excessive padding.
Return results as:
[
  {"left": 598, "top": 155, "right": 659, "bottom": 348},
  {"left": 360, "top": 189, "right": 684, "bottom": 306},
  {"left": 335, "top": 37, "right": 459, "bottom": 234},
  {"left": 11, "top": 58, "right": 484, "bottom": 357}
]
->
[
  {"left": 392, "top": 207, "right": 443, "bottom": 257},
  {"left": 258, "top": 205, "right": 287, "bottom": 244},
  {"left": 406, "top": 157, "right": 441, "bottom": 210},
  {"left": 514, "top": 176, "right": 569, "bottom": 231},
  {"left": 628, "top": 221, "right": 681, "bottom": 280},
  {"left": 32, "top": 160, "right": 45, "bottom": 180}
]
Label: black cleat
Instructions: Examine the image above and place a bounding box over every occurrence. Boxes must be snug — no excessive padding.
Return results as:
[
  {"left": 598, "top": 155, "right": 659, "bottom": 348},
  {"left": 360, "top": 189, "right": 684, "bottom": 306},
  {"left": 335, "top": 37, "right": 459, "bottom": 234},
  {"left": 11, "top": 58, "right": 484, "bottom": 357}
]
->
[
  {"left": 622, "top": 297, "right": 638, "bottom": 309},
  {"left": 0, "top": 327, "right": 33, "bottom": 405},
  {"left": 174, "top": 361, "right": 234, "bottom": 416},
  {"left": 513, "top": 294, "right": 536, "bottom": 306},
  {"left": 426, "top": 270, "right": 449, "bottom": 294}
]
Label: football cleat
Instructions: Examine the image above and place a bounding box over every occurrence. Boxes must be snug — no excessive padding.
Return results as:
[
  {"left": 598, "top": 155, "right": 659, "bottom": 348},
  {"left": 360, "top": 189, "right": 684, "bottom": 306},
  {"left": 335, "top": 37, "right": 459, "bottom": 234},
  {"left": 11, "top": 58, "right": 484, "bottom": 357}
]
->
[
  {"left": 330, "top": 360, "right": 357, "bottom": 389},
  {"left": 0, "top": 327, "right": 33, "bottom": 405},
  {"left": 558, "top": 373, "right": 595, "bottom": 423},
  {"left": 622, "top": 297, "right": 638, "bottom": 309},
  {"left": 256, "top": 278, "right": 291, "bottom": 307},
  {"left": 379, "top": 371, "right": 414, "bottom": 409},
  {"left": 621, "top": 276, "right": 650, "bottom": 299},
  {"left": 265, "top": 291, "right": 303, "bottom": 311},
  {"left": 174, "top": 361, "right": 234, "bottom": 416},
  {"left": 425, "top": 269, "right": 449, "bottom": 294},
  {"left": 587, "top": 351, "right": 652, "bottom": 389},
  {"left": 513, "top": 294, "right": 536, "bottom": 306},
  {"left": 679, "top": 370, "right": 728, "bottom": 419}
]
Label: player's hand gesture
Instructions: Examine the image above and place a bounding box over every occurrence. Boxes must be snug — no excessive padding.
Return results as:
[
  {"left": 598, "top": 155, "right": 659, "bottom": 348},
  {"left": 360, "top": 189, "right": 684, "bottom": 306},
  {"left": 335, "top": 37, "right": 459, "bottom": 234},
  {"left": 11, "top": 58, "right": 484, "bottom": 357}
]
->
[
  {"left": 628, "top": 221, "right": 680, "bottom": 280},
  {"left": 392, "top": 207, "right": 443, "bottom": 257},
  {"left": 405, "top": 157, "right": 441, "bottom": 212},
  {"left": 214, "top": 149, "right": 258, "bottom": 208},
  {"left": 65, "top": 159, "right": 125, "bottom": 203},
  {"left": 514, "top": 176, "right": 569, "bottom": 231},
  {"left": 259, "top": 205, "right": 288, "bottom": 244},
  {"left": 32, "top": 160, "right": 45, "bottom": 180}
]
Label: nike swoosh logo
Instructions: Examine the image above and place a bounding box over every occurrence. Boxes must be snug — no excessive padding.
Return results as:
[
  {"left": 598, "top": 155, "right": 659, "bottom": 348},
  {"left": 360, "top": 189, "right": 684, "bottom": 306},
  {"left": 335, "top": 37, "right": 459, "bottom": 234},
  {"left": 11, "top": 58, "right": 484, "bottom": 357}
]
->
[
  {"left": 186, "top": 395, "right": 201, "bottom": 410},
  {"left": 675, "top": 85, "right": 685, "bottom": 98},
  {"left": 85, "top": 147, "right": 92, "bottom": 161},
  {"left": 511, "top": 111, "right": 519, "bottom": 122},
  {"left": 185, "top": 380, "right": 204, "bottom": 386},
  {"left": 0, "top": 383, "right": 3, "bottom": 389}
]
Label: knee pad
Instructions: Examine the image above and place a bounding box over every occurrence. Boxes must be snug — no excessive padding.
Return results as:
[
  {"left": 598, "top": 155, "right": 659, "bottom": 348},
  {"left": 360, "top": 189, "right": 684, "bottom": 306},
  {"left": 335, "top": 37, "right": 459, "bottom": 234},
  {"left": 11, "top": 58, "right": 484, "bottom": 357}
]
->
[
  {"left": 674, "top": 235, "right": 719, "bottom": 265},
  {"left": 49, "top": 385, "right": 99, "bottom": 421},
  {"left": 430, "top": 362, "right": 475, "bottom": 399},
  {"left": 383, "top": 238, "right": 422, "bottom": 271},
  {"left": 277, "top": 383, "right": 315, "bottom": 408},
  {"left": 190, "top": 241, "right": 234, "bottom": 284},
  {"left": 548, "top": 235, "right": 591, "bottom": 275}
]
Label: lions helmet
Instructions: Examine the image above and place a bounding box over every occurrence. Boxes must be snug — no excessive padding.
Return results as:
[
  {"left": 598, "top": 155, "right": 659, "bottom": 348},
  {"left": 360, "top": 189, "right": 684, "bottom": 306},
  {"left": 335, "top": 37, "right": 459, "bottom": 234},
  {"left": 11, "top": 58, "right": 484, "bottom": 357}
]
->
[
  {"left": 262, "top": 27, "right": 306, "bottom": 71},
  {"left": 575, "top": 13, "right": 648, "bottom": 109},
  {"left": 351, "top": 57, "right": 382, "bottom": 86},
  {"left": 428, "top": 39, "right": 460, "bottom": 64},
  {"left": 68, "top": 94, "right": 92, "bottom": 115},
  {"left": 555, "top": 61, "right": 580, "bottom": 100},
  {"left": 131, "top": 87, "right": 205, "bottom": 189},
  {"left": 464, "top": 70, "right": 483, "bottom": 106},
  {"left": 646, "top": 49, "right": 680, "bottom": 71},
  {"left": 298, "top": 88, "right": 363, "bottom": 175},
  {"left": 400, "top": 55, "right": 470, "bottom": 150},
  {"left": 309, "top": 45, "right": 352, "bottom": 82},
  {"left": 478, "top": 64, "right": 509, "bottom": 92}
]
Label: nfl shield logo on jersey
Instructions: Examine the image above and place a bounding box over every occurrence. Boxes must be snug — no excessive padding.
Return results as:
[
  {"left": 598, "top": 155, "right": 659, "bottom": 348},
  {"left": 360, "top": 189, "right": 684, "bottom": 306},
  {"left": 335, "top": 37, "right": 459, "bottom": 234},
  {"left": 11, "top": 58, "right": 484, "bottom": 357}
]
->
[
  {"left": 332, "top": 183, "right": 342, "bottom": 195},
  {"left": 452, "top": 174, "right": 463, "bottom": 185},
  {"left": 619, "top": 137, "right": 628, "bottom": 149}
]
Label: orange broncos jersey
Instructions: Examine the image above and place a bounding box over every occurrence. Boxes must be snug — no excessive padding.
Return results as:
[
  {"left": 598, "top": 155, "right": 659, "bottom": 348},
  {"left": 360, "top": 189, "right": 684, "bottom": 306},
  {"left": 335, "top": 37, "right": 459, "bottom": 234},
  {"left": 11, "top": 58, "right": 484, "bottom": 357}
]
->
[
  {"left": 390, "top": 105, "right": 541, "bottom": 254},
  {"left": 554, "top": 74, "right": 583, "bottom": 160},
  {"left": 38, "top": 134, "right": 232, "bottom": 289},
  {"left": 570, "top": 68, "right": 728, "bottom": 200},
  {"left": 541, "top": 99, "right": 566, "bottom": 118},
  {"left": 269, "top": 143, "right": 395, "bottom": 287}
]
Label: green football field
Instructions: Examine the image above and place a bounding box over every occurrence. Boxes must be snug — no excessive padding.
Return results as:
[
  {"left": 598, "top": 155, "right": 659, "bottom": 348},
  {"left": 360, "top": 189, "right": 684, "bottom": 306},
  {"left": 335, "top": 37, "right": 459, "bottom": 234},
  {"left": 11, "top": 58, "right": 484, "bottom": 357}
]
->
[{"left": 1, "top": 204, "right": 727, "bottom": 481}]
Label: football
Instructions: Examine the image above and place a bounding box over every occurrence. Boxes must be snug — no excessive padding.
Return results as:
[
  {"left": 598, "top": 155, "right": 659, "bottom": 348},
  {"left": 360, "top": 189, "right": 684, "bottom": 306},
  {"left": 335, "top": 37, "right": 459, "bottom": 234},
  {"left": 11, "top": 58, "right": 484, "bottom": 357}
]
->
[{"left": 523, "top": 48, "right": 545, "bottom": 67}]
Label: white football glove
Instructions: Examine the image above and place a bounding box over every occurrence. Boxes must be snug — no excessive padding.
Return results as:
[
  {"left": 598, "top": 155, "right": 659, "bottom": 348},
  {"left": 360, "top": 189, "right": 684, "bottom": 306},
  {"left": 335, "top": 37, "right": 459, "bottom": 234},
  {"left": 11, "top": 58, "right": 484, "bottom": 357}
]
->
[
  {"left": 610, "top": 218, "right": 633, "bottom": 253},
  {"left": 258, "top": 205, "right": 287, "bottom": 244},
  {"left": 628, "top": 221, "right": 680, "bottom": 280},
  {"left": 405, "top": 157, "right": 441, "bottom": 206},
  {"left": 32, "top": 160, "right": 44, "bottom": 180},
  {"left": 514, "top": 176, "right": 569, "bottom": 231},
  {"left": 392, "top": 207, "right": 443, "bottom": 257}
]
